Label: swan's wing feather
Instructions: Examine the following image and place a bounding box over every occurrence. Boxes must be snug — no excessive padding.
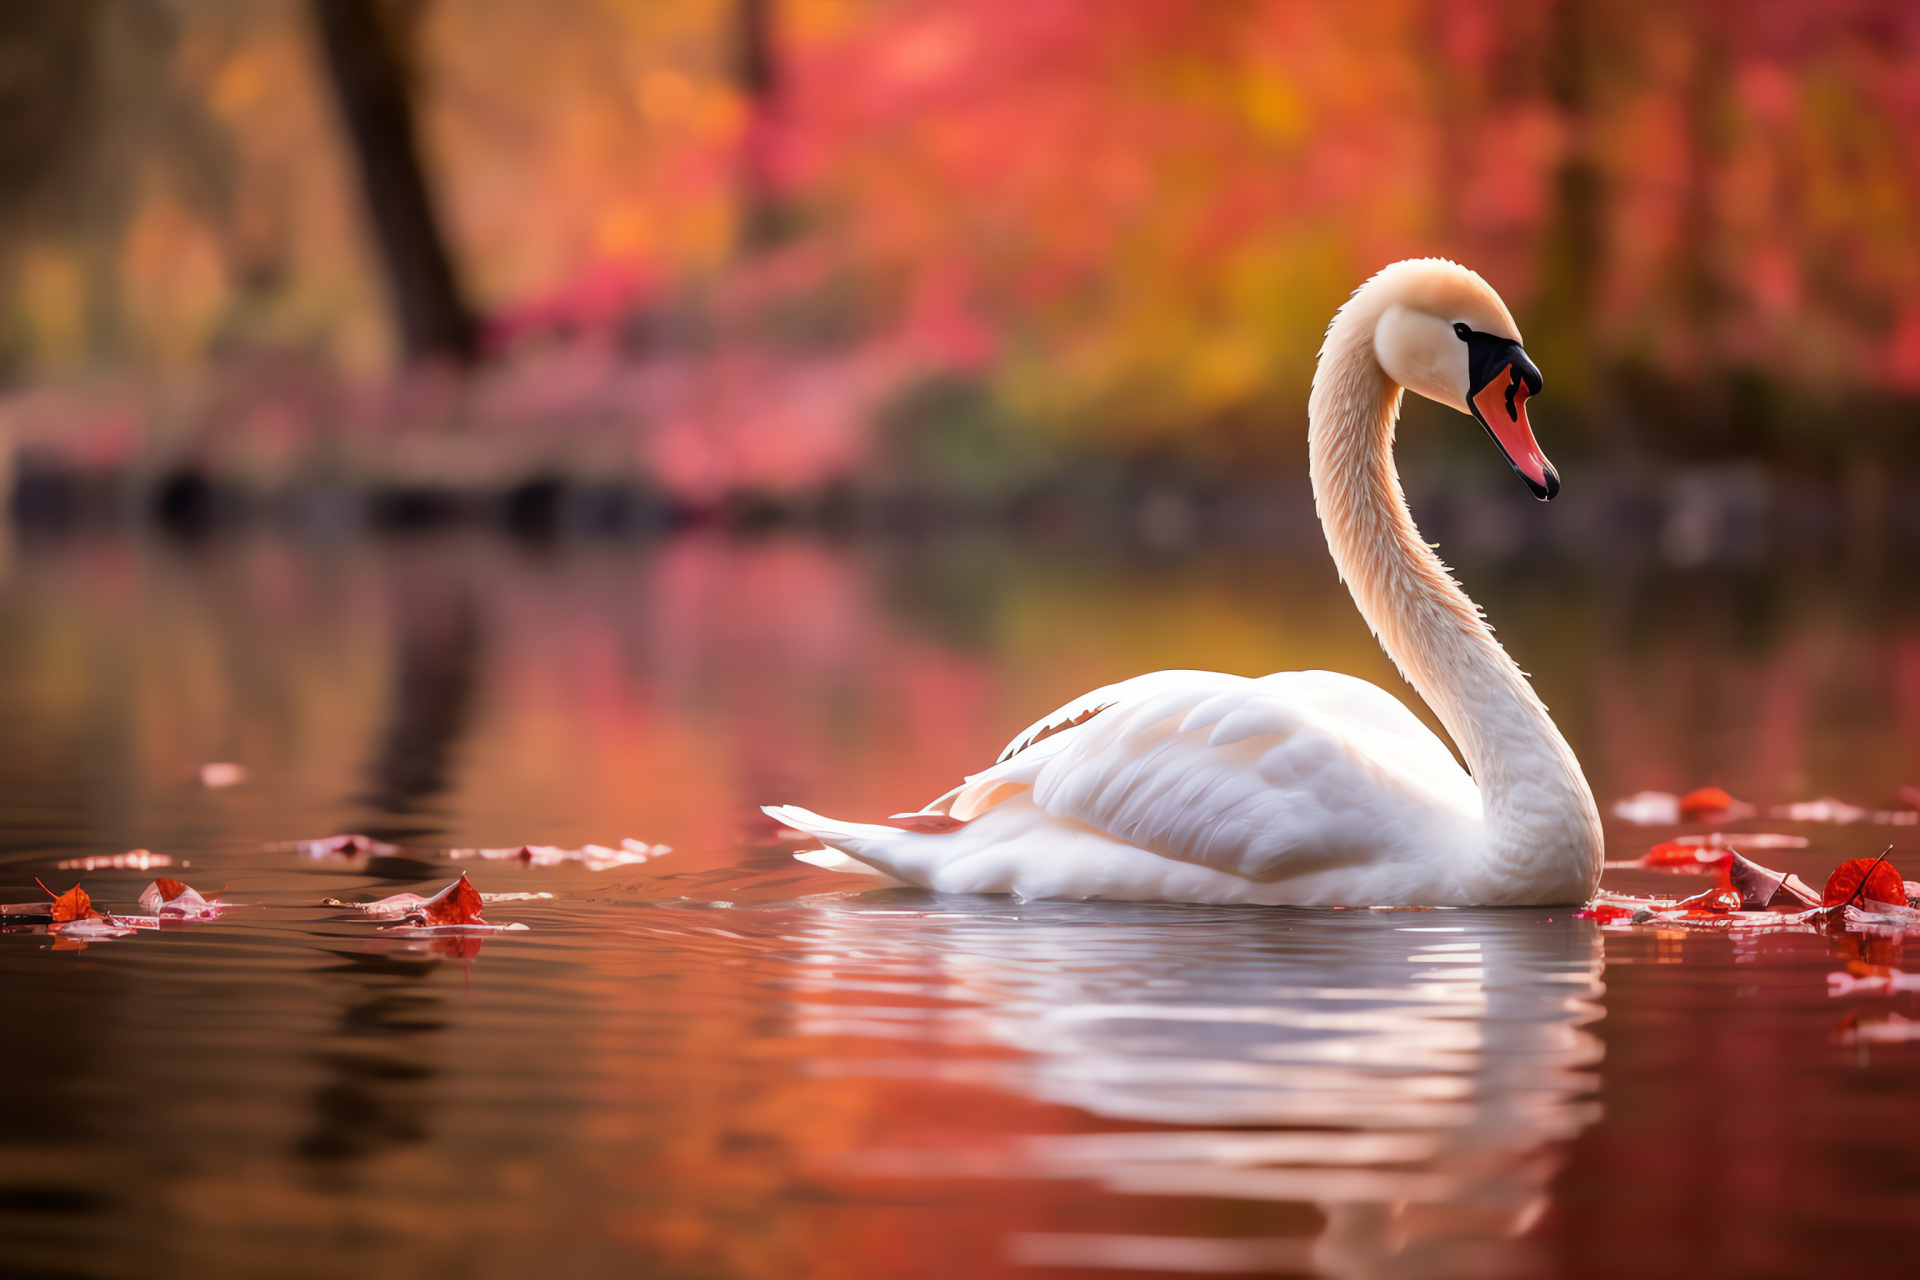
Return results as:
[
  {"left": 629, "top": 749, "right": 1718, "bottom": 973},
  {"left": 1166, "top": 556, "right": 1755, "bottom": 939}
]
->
[
  {"left": 1028, "top": 670, "right": 1479, "bottom": 882},
  {"left": 995, "top": 670, "right": 1238, "bottom": 764},
  {"left": 901, "top": 672, "right": 1244, "bottom": 815},
  {"left": 1247, "top": 670, "right": 1473, "bottom": 793}
]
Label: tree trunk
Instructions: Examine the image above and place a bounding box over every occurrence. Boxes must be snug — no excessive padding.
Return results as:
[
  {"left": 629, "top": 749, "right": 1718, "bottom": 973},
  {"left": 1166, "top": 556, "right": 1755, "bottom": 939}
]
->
[
  {"left": 310, "top": 0, "right": 476, "bottom": 366},
  {"left": 732, "top": 0, "right": 786, "bottom": 252}
]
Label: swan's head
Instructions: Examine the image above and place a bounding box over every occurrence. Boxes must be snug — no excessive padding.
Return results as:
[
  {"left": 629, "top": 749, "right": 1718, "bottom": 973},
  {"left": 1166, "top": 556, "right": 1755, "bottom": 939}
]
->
[{"left": 1367, "top": 259, "right": 1556, "bottom": 500}]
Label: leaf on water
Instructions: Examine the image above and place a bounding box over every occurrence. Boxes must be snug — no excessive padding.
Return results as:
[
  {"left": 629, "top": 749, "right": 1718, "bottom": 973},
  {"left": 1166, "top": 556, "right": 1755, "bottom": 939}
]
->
[
  {"left": 1616, "top": 788, "right": 1917, "bottom": 828},
  {"left": 1592, "top": 847, "right": 1909, "bottom": 936},
  {"left": 421, "top": 873, "right": 484, "bottom": 926},
  {"left": 1727, "top": 853, "right": 1822, "bottom": 909},
  {"left": 35, "top": 879, "right": 101, "bottom": 923},
  {"left": 1608, "top": 834, "right": 1809, "bottom": 875},
  {"left": 137, "top": 877, "right": 224, "bottom": 919},
  {"left": 1679, "top": 786, "right": 1732, "bottom": 815},
  {"left": 270, "top": 834, "right": 401, "bottom": 859},
  {"left": 1821, "top": 854, "right": 1906, "bottom": 909},
  {"left": 443, "top": 839, "right": 669, "bottom": 871},
  {"left": 24, "top": 879, "right": 135, "bottom": 946},
  {"left": 327, "top": 890, "right": 434, "bottom": 919},
  {"left": 1678, "top": 786, "right": 1755, "bottom": 821},
  {"left": 1641, "top": 840, "right": 1731, "bottom": 869},
  {"left": 330, "top": 873, "right": 525, "bottom": 933}
]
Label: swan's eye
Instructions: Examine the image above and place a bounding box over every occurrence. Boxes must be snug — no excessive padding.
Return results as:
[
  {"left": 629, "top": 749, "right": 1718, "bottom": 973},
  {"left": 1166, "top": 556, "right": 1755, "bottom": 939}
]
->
[{"left": 1453, "top": 323, "right": 1471, "bottom": 340}]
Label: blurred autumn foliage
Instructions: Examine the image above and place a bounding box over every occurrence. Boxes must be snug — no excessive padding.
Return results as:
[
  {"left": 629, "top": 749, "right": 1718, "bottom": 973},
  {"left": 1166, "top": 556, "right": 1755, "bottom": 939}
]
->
[{"left": 1, "top": 0, "right": 1918, "bottom": 497}]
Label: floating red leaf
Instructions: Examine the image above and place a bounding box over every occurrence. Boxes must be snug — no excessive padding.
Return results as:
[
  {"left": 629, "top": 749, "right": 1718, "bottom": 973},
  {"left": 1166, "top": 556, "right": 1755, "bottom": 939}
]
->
[
  {"left": 1679, "top": 786, "right": 1742, "bottom": 819},
  {"left": 1644, "top": 840, "right": 1730, "bottom": 869},
  {"left": 36, "top": 879, "right": 101, "bottom": 923},
  {"left": 339, "top": 875, "right": 490, "bottom": 926},
  {"left": 421, "top": 873, "right": 485, "bottom": 926},
  {"left": 326, "top": 879, "right": 542, "bottom": 936},
  {"left": 1822, "top": 856, "right": 1907, "bottom": 909}
]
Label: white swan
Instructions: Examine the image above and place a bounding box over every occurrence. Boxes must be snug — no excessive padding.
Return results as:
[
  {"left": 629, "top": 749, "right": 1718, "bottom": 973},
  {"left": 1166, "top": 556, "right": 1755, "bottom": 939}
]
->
[{"left": 766, "top": 259, "right": 1603, "bottom": 906}]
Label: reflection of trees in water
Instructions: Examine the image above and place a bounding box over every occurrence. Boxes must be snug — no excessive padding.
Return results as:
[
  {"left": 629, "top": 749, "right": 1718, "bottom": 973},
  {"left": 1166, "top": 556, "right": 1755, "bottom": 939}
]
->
[
  {"left": 296, "top": 950, "right": 448, "bottom": 1171},
  {"left": 642, "top": 533, "right": 1002, "bottom": 820},
  {"left": 789, "top": 902, "right": 1604, "bottom": 1280},
  {"left": 360, "top": 569, "right": 480, "bottom": 816}
]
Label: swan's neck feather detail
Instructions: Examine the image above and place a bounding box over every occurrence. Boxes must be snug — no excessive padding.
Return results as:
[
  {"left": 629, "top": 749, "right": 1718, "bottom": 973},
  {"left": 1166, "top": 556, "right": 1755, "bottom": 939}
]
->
[{"left": 1308, "top": 269, "right": 1600, "bottom": 902}]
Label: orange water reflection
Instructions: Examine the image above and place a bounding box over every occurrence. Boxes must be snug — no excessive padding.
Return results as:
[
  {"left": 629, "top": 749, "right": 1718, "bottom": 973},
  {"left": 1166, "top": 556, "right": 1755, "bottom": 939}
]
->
[{"left": 2, "top": 532, "right": 1919, "bottom": 1276}]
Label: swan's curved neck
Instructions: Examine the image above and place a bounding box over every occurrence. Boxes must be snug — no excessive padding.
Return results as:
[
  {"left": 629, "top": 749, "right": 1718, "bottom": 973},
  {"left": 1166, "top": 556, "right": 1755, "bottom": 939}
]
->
[{"left": 1308, "top": 306, "right": 1600, "bottom": 901}]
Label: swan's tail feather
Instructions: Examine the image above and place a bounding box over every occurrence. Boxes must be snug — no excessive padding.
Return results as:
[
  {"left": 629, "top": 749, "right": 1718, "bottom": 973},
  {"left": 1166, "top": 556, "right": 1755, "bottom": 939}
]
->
[
  {"left": 763, "top": 804, "right": 913, "bottom": 884},
  {"left": 792, "top": 847, "right": 869, "bottom": 872}
]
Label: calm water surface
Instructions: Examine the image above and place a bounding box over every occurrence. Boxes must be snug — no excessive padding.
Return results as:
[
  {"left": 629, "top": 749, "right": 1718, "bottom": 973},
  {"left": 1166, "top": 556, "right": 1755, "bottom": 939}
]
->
[{"left": 2, "top": 530, "right": 1917, "bottom": 1278}]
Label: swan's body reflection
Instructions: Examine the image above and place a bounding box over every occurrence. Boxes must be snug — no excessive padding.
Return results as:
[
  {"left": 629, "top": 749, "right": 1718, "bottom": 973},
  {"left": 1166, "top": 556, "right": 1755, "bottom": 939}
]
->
[{"left": 788, "top": 900, "right": 1603, "bottom": 1278}]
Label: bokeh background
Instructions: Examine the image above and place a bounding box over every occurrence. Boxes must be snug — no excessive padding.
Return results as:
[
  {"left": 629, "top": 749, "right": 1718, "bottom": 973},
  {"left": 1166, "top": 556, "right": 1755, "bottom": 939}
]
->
[
  {"left": 1, "top": 0, "right": 1917, "bottom": 540},
  {"left": 8, "top": 9, "right": 1920, "bottom": 1278}
]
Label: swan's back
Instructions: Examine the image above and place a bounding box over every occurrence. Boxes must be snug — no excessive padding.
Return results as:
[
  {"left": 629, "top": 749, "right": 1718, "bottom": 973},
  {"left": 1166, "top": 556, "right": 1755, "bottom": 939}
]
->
[
  {"left": 1011, "top": 670, "right": 1480, "bottom": 879},
  {"left": 772, "top": 669, "right": 1489, "bottom": 905}
]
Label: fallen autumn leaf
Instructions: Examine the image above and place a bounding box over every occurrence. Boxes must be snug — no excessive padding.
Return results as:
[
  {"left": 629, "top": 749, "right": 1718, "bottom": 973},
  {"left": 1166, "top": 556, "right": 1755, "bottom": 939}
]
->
[
  {"left": 270, "top": 834, "right": 401, "bottom": 859},
  {"left": 137, "top": 878, "right": 225, "bottom": 919},
  {"left": 1822, "top": 854, "right": 1907, "bottom": 909},
  {"left": 327, "top": 873, "right": 531, "bottom": 933},
  {"left": 443, "top": 838, "right": 670, "bottom": 870},
  {"left": 35, "top": 879, "right": 101, "bottom": 923}
]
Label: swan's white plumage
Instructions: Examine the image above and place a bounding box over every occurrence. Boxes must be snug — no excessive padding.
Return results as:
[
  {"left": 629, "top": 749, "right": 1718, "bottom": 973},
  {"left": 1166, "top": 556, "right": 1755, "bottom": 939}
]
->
[
  {"left": 768, "top": 670, "right": 1484, "bottom": 905},
  {"left": 766, "top": 259, "right": 1604, "bottom": 907}
]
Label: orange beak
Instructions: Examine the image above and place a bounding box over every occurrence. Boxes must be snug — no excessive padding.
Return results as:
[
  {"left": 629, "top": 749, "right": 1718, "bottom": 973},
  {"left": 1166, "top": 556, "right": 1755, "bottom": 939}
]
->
[
  {"left": 1456, "top": 329, "right": 1554, "bottom": 500},
  {"left": 1470, "top": 363, "right": 1557, "bottom": 499}
]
